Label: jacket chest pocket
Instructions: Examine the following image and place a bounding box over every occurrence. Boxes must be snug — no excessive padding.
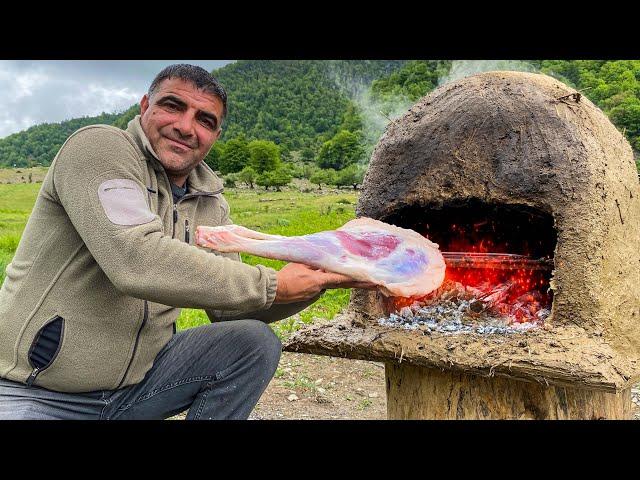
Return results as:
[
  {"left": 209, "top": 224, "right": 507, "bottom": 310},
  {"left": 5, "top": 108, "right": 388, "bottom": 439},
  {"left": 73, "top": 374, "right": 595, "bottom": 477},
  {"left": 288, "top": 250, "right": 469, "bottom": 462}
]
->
[{"left": 26, "top": 315, "right": 65, "bottom": 386}]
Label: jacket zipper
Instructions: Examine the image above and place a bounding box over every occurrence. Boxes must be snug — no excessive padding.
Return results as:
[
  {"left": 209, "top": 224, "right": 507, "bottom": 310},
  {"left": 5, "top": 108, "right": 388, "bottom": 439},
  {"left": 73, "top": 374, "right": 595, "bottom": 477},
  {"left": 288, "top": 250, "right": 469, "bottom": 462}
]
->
[
  {"left": 172, "top": 188, "right": 221, "bottom": 240},
  {"left": 116, "top": 300, "right": 149, "bottom": 389},
  {"left": 162, "top": 174, "right": 222, "bottom": 335},
  {"left": 26, "top": 316, "right": 65, "bottom": 387},
  {"left": 26, "top": 367, "right": 41, "bottom": 387},
  {"left": 172, "top": 204, "right": 178, "bottom": 238}
]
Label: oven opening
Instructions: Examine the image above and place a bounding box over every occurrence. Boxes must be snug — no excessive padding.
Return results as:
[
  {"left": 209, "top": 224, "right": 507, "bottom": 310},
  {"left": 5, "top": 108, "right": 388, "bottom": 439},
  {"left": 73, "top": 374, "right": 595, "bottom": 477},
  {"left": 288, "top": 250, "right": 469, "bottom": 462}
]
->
[{"left": 379, "top": 200, "right": 556, "bottom": 333}]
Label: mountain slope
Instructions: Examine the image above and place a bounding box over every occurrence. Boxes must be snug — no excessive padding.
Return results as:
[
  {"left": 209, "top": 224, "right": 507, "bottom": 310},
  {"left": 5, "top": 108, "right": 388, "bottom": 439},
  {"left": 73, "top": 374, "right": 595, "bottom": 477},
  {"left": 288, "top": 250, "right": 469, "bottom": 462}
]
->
[
  {"left": 0, "top": 112, "right": 122, "bottom": 168},
  {"left": 0, "top": 61, "right": 406, "bottom": 167},
  {"left": 211, "top": 60, "right": 406, "bottom": 151}
]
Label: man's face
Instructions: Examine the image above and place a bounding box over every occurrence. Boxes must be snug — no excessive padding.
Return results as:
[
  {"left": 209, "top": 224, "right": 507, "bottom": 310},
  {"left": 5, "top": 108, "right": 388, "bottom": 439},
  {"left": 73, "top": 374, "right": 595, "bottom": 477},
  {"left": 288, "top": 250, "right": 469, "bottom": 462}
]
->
[{"left": 139, "top": 78, "right": 223, "bottom": 182}]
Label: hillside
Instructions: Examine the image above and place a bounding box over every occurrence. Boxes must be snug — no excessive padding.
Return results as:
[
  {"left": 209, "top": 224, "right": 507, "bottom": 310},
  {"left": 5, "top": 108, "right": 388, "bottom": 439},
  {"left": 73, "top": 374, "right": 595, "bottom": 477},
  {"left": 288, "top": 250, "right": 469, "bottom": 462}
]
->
[
  {"left": 1, "top": 60, "right": 639, "bottom": 170},
  {"left": 212, "top": 60, "right": 406, "bottom": 151},
  {"left": 372, "top": 60, "right": 640, "bottom": 158},
  {"left": 0, "top": 61, "right": 406, "bottom": 168},
  {"left": 0, "top": 112, "right": 122, "bottom": 168}
]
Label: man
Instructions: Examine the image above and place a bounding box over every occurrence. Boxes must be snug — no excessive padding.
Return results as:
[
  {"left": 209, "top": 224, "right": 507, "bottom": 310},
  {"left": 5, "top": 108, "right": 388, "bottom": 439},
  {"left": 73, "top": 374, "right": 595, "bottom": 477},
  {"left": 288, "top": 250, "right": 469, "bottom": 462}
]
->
[{"left": 0, "top": 64, "right": 373, "bottom": 420}]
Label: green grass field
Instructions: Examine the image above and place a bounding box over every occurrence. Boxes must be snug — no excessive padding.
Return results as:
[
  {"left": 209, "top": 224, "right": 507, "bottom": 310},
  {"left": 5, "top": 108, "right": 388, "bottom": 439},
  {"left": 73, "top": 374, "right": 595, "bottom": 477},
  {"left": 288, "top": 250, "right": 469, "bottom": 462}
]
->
[{"left": 0, "top": 176, "right": 359, "bottom": 339}]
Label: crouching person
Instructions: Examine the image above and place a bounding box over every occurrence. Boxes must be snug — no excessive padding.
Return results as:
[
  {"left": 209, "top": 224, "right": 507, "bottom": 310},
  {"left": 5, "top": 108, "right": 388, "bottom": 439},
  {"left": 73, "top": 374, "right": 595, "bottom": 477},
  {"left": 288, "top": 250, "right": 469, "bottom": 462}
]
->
[{"left": 0, "top": 64, "right": 371, "bottom": 420}]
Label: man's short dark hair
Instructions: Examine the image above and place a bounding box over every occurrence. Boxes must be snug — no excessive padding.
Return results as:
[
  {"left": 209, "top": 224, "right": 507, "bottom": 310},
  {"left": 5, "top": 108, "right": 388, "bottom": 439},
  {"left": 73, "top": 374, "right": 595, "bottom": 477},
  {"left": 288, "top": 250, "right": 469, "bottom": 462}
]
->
[{"left": 148, "top": 64, "right": 228, "bottom": 123}]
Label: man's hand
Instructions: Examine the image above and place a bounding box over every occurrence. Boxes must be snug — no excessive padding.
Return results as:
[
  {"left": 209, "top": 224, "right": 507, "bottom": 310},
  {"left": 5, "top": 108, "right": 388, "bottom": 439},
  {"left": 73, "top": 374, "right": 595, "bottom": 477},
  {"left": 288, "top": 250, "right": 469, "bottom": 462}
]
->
[{"left": 273, "top": 262, "right": 378, "bottom": 304}]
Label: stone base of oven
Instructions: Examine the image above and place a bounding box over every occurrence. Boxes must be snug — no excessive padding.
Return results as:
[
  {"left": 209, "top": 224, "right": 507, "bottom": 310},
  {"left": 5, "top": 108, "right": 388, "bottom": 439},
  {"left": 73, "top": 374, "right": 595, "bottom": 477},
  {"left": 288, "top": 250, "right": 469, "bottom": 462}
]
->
[{"left": 385, "top": 363, "right": 632, "bottom": 419}]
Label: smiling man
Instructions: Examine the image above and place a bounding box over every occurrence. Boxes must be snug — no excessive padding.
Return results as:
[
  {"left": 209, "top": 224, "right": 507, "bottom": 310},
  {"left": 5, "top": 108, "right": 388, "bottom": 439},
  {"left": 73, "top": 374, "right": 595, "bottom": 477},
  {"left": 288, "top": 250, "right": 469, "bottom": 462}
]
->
[{"left": 0, "top": 64, "right": 373, "bottom": 420}]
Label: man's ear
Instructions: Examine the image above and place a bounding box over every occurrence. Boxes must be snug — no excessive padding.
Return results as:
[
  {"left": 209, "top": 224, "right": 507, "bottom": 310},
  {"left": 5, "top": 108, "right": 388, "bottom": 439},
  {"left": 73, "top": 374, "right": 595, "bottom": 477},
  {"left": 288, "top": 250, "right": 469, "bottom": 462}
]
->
[
  {"left": 213, "top": 128, "right": 222, "bottom": 142},
  {"left": 140, "top": 94, "right": 150, "bottom": 116}
]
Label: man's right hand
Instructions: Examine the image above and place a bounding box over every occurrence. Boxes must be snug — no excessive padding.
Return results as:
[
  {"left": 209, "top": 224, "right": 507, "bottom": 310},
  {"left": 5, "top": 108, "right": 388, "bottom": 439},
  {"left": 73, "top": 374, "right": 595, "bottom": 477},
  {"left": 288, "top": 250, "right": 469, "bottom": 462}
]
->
[{"left": 273, "top": 262, "right": 378, "bottom": 304}]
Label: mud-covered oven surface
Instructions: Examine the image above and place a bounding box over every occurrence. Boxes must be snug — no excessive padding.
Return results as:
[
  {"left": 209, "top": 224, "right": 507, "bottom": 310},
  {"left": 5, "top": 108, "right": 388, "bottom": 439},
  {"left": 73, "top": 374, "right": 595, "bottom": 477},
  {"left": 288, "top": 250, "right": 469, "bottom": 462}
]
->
[{"left": 285, "top": 71, "right": 640, "bottom": 401}]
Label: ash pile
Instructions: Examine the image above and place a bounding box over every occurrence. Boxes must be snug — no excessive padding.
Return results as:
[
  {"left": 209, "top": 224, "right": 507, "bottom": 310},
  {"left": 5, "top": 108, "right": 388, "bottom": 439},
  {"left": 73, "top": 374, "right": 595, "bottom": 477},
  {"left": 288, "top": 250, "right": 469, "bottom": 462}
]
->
[{"left": 378, "top": 279, "right": 550, "bottom": 335}]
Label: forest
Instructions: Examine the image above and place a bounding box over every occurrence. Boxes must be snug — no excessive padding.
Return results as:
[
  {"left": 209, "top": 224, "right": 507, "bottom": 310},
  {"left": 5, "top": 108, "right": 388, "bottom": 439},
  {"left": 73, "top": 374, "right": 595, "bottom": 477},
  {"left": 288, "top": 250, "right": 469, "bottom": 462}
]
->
[{"left": 1, "top": 60, "right": 638, "bottom": 177}]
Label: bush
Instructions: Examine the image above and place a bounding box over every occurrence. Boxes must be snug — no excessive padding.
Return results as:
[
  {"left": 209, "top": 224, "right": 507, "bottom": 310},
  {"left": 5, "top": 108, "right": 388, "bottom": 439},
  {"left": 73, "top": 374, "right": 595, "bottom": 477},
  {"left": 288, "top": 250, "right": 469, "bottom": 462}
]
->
[
  {"left": 223, "top": 172, "right": 240, "bottom": 188},
  {"left": 335, "top": 164, "right": 366, "bottom": 189},
  {"left": 284, "top": 162, "right": 305, "bottom": 179},
  {"left": 238, "top": 166, "right": 257, "bottom": 189},
  {"left": 300, "top": 162, "right": 319, "bottom": 180},
  {"left": 316, "top": 130, "right": 365, "bottom": 170},
  {"left": 309, "top": 168, "right": 337, "bottom": 189},
  {"left": 256, "top": 167, "right": 293, "bottom": 191}
]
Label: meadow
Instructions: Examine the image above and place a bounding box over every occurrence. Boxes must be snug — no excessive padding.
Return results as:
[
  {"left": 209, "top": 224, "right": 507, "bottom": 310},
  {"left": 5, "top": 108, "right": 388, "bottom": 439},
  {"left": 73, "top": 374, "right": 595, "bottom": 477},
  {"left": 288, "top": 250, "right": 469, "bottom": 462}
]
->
[{"left": 0, "top": 171, "right": 359, "bottom": 339}]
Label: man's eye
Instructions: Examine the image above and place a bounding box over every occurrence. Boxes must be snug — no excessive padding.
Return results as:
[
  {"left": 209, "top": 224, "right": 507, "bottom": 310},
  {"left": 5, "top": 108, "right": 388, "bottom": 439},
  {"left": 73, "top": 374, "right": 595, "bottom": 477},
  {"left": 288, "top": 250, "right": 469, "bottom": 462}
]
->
[
  {"left": 163, "top": 102, "right": 178, "bottom": 111},
  {"left": 201, "top": 119, "right": 216, "bottom": 130}
]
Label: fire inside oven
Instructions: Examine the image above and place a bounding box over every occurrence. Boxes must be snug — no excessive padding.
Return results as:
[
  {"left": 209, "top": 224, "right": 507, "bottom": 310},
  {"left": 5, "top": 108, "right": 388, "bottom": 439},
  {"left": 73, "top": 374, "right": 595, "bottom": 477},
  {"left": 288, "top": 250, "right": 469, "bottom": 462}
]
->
[{"left": 379, "top": 200, "right": 556, "bottom": 333}]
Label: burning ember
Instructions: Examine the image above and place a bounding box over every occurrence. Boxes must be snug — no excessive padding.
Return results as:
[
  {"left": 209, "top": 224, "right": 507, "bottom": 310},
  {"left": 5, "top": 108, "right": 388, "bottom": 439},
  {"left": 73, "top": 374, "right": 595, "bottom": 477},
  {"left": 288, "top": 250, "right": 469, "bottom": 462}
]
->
[{"left": 382, "top": 216, "right": 554, "bottom": 332}]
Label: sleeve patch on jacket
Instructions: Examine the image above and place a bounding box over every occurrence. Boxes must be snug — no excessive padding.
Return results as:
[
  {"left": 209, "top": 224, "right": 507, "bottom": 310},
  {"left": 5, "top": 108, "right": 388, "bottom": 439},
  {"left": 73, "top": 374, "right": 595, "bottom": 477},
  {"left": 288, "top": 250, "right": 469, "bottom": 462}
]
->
[{"left": 97, "top": 179, "right": 156, "bottom": 226}]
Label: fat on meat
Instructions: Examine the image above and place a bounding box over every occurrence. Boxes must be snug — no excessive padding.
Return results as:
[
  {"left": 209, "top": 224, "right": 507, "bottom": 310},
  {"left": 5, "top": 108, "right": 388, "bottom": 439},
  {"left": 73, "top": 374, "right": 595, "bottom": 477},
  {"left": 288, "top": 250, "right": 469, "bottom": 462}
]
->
[{"left": 195, "top": 217, "right": 446, "bottom": 297}]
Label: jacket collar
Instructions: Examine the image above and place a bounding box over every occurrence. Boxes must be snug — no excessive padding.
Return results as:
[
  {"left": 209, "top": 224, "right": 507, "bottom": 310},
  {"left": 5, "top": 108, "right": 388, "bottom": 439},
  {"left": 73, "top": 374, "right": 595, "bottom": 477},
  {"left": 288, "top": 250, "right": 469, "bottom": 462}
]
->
[{"left": 126, "top": 115, "right": 223, "bottom": 194}]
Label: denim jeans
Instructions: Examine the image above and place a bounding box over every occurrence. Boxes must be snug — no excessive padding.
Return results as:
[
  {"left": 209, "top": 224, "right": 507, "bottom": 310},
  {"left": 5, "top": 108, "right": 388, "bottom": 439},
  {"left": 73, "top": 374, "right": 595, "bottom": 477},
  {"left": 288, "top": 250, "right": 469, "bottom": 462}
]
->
[{"left": 0, "top": 320, "right": 282, "bottom": 420}]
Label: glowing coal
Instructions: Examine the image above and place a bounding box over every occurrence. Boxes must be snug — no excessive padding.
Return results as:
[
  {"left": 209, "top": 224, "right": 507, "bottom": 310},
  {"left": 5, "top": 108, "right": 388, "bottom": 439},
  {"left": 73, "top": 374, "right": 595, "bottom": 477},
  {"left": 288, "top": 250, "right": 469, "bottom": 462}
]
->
[
  {"left": 380, "top": 215, "right": 554, "bottom": 332},
  {"left": 380, "top": 279, "right": 549, "bottom": 334}
]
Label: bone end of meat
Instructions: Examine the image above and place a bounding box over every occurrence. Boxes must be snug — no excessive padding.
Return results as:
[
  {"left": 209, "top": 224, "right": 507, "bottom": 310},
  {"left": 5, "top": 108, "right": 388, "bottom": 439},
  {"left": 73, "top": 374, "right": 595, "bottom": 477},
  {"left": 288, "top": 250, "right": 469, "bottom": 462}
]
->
[
  {"left": 196, "top": 218, "right": 446, "bottom": 298},
  {"left": 195, "top": 225, "right": 242, "bottom": 253}
]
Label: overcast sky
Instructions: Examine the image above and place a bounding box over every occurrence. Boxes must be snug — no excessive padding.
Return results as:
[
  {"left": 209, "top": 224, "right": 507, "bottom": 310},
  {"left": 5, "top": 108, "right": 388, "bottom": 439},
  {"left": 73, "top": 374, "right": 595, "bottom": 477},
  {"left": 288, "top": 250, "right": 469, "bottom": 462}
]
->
[{"left": 0, "top": 60, "right": 234, "bottom": 139}]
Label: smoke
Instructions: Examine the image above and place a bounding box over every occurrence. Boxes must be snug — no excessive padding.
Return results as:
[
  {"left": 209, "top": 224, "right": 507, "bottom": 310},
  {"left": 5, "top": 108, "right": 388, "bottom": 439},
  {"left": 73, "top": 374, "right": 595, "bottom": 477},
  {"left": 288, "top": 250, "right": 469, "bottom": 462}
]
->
[
  {"left": 351, "top": 85, "right": 414, "bottom": 154},
  {"left": 327, "top": 67, "right": 415, "bottom": 164},
  {"left": 327, "top": 60, "right": 540, "bottom": 164},
  {"left": 438, "top": 60, "right": 538, "bottom": 86}
]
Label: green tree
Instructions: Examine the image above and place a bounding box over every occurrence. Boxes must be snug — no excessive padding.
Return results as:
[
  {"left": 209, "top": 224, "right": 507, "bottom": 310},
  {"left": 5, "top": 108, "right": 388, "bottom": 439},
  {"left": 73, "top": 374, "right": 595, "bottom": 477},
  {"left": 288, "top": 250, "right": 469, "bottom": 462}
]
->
[
  {"left": 238, "top": 165, "right": 257, "bottom": 188},
  {"left": 255, "top": 172, "right": 270, "bottom": 190},
  {"left": 248, "top": 140, "right": 281, "bottom": 173},
  {"left": 371, "top": 60, "right": 452, "bottom": 103},
  {"left": 301, "top": 163, "right": 319, "bottom": 180},
  {"left": 112, "top": 104, "right": 141, "bottom": 130},
  {"left": 223, "top": 172, "right": 240, "bottom": 188},
  {"left": 219, "top": 134, "right": 250, "bottom": 174},
  {"left": 213, "top": 60, "right": 406, "bottom": 152},
  {"left": 336, "top": 164, "right": 366, "bottom": 189},
  {"left": 339, "top": 101, "right": 364, "bottom": 133},
  {"left": 309, "top": 168, "right": 337, "bottom": 190},
  {"left": 316, "top": 130, "right": 364, "bottom": 170},
  {"left": 300, "top": 146, "right": 316, "bottom": 163},
  {"left": 255, "top": 167, "right": 292, "bottom": 191},
  {"left": 608, "top": 97, "right": 640, "bottom": 150},
  {"left": 268, "top": 167, "right": 293, "bottom": 191},
  {"left": 204, "top": 143, "right": 225, "bottom": 172},
  {"left": 284, "top": 162, "right": 305, "bottom": 179}
]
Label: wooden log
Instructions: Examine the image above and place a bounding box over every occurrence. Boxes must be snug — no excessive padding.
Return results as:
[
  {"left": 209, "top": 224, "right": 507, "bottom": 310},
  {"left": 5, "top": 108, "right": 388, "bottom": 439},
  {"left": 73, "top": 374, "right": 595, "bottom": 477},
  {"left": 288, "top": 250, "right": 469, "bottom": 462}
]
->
[{"left": 385, "top": 363, "right": 632, "bottom": 419}]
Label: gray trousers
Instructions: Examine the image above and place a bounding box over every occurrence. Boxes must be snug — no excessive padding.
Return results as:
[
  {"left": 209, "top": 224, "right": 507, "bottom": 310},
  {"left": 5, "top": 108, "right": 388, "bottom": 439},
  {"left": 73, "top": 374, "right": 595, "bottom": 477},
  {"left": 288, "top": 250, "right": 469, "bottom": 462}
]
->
[{"left": 0, "top": 320, "right": 282, "bottom": 420}]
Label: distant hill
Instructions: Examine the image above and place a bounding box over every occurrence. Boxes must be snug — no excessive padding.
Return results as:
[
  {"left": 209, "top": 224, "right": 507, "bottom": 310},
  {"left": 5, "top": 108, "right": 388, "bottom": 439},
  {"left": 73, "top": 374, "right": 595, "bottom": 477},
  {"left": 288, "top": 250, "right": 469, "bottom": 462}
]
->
[
  {"left": 0, "top": 112, "right": 122, "bottom": 168},
  {"left": 0, "top": 61, "right": 407, "bottom": 168},
  {"left": 372, "top": 60, "right": 640, "bottom": 159},
  {"left": 2, "top": 60, "right": 638, "bottom": 171},
  {"left": 210, "top": 60, "right": 406, "bottom": 151}
]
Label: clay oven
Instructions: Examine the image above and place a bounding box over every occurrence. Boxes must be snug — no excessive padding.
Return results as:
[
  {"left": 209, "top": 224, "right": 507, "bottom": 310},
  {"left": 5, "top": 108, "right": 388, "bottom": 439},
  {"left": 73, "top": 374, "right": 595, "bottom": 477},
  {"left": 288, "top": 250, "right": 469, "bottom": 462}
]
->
[{"left": 284, "top": 71, "right": 640, "bottom": 419}]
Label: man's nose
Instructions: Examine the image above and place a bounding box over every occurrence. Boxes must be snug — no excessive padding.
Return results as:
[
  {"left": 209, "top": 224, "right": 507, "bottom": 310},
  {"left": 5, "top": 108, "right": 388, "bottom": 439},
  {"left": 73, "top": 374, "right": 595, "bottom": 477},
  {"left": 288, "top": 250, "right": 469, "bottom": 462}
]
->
[{"left": 174, "top": 112, "right": 195, "bottom": 138}]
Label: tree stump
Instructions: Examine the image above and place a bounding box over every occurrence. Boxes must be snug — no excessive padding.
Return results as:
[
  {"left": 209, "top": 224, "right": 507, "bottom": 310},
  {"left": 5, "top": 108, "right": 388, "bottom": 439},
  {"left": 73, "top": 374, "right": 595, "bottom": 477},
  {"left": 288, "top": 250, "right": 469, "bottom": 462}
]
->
[{"left": 385, "top": 363, "right": 632, "bottom": 420}]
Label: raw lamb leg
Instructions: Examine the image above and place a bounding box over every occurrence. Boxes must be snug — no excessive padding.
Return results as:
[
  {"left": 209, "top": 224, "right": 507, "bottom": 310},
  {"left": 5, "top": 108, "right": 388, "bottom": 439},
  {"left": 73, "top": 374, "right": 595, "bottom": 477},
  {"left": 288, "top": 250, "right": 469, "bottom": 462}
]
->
[{"left": 195, "top": 218, "right": 446, "bottom": 297}]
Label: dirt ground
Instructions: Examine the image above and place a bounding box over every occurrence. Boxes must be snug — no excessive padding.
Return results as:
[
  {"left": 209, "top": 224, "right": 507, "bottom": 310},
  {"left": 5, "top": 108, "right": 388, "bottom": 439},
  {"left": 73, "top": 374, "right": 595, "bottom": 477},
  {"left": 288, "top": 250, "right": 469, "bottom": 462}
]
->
[
  {"left": 173, "top": 349, "right": 640, "bottom": 420},
  {"left": 249, "top": 352, "right": 386, "bottom": 420}
]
